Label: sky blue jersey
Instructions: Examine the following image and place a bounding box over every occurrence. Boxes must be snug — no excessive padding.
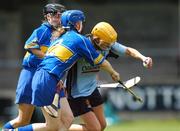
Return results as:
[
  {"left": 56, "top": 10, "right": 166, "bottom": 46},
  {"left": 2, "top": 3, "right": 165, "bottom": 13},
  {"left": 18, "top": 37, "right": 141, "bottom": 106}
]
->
[
  {"left": 39, "top": 30, "right": 105, "bottom": 81},
  {"left": 22, "top": 22, "right": 53, "bottom": 68},
  {"left": 66, "top": 42, "right": 127, "bottom": 98}
]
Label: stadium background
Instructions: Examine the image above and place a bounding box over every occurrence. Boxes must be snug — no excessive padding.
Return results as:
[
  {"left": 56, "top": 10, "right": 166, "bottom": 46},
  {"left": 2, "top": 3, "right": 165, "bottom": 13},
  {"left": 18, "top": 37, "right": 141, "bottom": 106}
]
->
[{"left": 0, "top": 0, "right": 179, "bottom": 130}]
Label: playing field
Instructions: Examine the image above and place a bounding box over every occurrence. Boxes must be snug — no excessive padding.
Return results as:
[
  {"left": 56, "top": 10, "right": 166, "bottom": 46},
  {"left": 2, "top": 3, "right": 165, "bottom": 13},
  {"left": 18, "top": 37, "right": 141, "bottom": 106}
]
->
[
  {"left": 1, "top": 119, "right": 179, "bottom": 131},
  {"left": 105, "top": 119, "right": 180, "bottom": 131}
]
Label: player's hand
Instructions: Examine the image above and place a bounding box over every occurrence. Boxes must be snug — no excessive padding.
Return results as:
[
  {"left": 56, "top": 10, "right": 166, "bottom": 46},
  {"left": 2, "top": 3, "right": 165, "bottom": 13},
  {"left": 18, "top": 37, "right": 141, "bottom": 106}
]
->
[
  {"left": 143, "top": 57, "right": 153, "bottom": 69},
  {"left": 111, "top": 71, "right": 120, "bottom": 82},
  {"left": 57, "top": 80, "right": 64, "bottom": 91}
]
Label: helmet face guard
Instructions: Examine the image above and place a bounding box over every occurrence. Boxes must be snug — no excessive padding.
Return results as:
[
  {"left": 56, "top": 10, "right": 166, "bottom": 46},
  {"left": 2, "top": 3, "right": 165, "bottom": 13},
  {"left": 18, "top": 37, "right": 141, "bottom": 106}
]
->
[
  {"left": 61, "top": 10, "right": 85, "bottom": 30},
  {"left": 43, "top": 3, "right": 66, "bottom": 16},
  {"left": 91, "top": 22, "right": 117, "bottom": 44}
]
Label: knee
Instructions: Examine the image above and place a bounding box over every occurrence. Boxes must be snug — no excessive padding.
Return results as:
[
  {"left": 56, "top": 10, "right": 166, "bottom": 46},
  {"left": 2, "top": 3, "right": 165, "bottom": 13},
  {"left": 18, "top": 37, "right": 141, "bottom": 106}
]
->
[
  {"left": 61, "top": 113, "right": 74, "bottom": 128},
  {"left": 100, "top": 122, "right": 107, "bottom": 131},
  {"left": 87, "top": 123, "right": 101, "bottom": 131},
  {"left": 11, "top": 117, "right": 31, "bottom": 127},
  {"left": 18, "top": 117, "right": 31, "bottom": 126},
  {"left": 15, "top": 121, "right": 30, "bottom": 127},
  {"left": 65, "top": 114, "right": 74, "bottom": 125}
]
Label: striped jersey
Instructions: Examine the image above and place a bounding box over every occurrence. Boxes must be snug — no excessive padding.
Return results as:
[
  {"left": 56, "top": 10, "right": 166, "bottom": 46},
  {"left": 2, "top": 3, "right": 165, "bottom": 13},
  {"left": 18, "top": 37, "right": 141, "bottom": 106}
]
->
[
  {"left": 39, "top": 30, "right": 105, "bottom": 81},
  {"left": 22, "top": 22, "right": 53, "bottom": 68},
  {"left": 66, "top": 41, "right": 127, "bottom": 98}
]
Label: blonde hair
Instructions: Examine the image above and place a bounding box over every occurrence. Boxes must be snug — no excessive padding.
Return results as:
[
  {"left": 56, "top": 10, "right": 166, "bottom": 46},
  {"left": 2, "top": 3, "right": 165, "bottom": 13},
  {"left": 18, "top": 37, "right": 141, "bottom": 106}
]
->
[{"left": 51, "top": 27, "right": 65, "bottom": 40}]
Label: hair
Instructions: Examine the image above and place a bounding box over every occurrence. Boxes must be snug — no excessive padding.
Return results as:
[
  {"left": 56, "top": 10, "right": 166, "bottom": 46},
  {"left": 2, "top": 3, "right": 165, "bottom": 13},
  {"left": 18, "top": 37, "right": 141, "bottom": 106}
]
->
[
  {"left": 42, "top": 15, "right": 48, "bottom": 23},
  {"left": 51, "top": 26, "right": 66, "bottom": 41},
  {"left": 42, "top": 3, "right": 66, "bottom": 23}
]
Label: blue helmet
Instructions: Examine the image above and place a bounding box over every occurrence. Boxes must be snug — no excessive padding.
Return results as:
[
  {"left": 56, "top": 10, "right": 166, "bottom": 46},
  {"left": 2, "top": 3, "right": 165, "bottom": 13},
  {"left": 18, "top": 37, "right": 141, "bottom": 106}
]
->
[{"left": 61, "top": 10, "right": 85, "bottom": 29}]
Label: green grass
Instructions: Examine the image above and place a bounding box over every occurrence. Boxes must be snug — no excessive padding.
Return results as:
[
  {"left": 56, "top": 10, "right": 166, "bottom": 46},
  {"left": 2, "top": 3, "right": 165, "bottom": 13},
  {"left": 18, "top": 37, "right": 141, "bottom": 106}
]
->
[
  {"left": 105, "top": 119, "right": 180, "bottom": 131},
  {"left": 1, "top": 119, "right": 179, "bottom": 131}
]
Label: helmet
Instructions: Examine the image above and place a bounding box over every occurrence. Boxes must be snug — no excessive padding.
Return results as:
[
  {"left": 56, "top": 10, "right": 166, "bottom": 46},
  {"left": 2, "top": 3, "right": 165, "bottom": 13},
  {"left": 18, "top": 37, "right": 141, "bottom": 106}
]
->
[
  {"left": 61, "top": 10, "right": 85, "bottom": 29},
  {"left": 91, "top": 22, "right": 117, "bottom": 44},
  {"left": 43, "top": 3, "right": 66, "bottom": 15}
]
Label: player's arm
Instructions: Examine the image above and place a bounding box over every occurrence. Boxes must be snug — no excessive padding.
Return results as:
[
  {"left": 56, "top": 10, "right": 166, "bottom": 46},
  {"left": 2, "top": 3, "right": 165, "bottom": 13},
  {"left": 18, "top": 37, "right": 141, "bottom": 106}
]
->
[
  {"left": 125, "top": 47, "right": 146, "bottom": 61},
  {"left": 24, "top": 27, "right": 48, "bottom": 59},
  {"left": 30, "top": 47, "right": 45, "bottom": 58},
  {"left": 25, "top": 42, "right": 45, "bottom": 59},
  {"left": 125, "top": 47, "right": 153, "bottom": 69},
  {"left": 99, "top": 59, "right": 120, "bottom": 82},
  {"left": 111, "top": 42, "right": 153, "bottom": 69}
]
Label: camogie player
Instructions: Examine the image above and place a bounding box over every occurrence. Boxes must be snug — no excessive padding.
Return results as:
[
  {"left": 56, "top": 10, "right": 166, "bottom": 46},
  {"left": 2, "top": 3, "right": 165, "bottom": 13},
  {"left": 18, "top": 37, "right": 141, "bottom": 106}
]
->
[
  {"left": 67, "top": 22, "right": 153, "bottom": 131},
  {"left": 2, "top": 3, "right": 68, "bottom": 130},
  {"left": 9, "top": 10, "right": 120, "bottom": 131}
]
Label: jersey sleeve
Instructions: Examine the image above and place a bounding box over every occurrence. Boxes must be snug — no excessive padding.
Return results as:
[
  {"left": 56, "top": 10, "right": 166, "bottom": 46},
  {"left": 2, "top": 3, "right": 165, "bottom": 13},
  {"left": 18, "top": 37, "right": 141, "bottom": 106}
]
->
[
  {"left": 24, "top": 24, "right": 50, "bottom": 50},
  {"left": 111, "top": 42, "right": 127, "bottom": 56},
  {"left": 78, "top": 36, "right": 105, "bottom": 66},
  {"left": 24, "top": 29, "right": 41, "bottom": 50}
]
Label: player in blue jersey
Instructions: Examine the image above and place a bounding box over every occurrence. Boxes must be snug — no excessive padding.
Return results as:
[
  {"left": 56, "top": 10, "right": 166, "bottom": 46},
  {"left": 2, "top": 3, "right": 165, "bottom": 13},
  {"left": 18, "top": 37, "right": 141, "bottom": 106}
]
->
[
  {"left": 67, "top": 22, "right": 153, "bottom": 131},
  {"left": 9, "top": 10, "right": 120, "bottom": 131},
  {"left": 2, "top": 3, "right": 67, "bottom": 130}
]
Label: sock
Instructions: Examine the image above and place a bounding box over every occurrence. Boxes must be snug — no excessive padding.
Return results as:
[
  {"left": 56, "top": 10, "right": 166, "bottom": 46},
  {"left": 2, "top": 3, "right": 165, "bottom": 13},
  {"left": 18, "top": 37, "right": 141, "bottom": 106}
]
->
[
  {"left": 3, "top": 122, "right": 14, "bottom": 129},
  {"left": 13, "top": 124, "right": 33, "bottom": 131}
]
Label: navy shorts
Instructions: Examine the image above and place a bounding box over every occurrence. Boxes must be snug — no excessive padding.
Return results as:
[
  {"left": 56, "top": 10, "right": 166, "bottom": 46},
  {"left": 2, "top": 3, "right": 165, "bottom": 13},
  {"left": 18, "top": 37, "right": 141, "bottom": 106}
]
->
[
  {"left": 15, "top": 67, "right": 36, "bottom": 104},
  {"left": 68, "top": 88, "right": 103, "bottom": 117}
]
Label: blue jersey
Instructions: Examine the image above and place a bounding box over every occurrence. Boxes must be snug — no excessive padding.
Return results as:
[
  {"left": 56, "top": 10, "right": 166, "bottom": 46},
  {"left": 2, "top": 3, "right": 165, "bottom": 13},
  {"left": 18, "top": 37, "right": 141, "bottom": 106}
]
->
[
  {"left": 66, "top": 42, "right": 127, "bottom": 98},
  {"left": 22, "top": 22, "right": 53, "bottom": 68},
  {"left": 39, "top": 30, "right": 105, "bottom": 81}
]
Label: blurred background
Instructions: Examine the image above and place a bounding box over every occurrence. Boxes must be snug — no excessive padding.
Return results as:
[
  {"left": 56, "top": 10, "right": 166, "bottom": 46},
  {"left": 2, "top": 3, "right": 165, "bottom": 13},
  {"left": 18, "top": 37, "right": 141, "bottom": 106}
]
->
[{"left": 0, "top": 0, "right": 179, "bottom": 131}]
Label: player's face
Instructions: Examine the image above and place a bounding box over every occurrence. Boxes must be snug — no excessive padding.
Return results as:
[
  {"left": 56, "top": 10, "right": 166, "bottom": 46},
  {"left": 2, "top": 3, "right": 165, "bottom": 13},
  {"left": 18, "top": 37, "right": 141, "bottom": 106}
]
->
[
  {"left": 47, "top": 12, "right": 61, "bottom": 27},
  {"left": 95, "top": 38, "right": 113, "bottom": 50}
]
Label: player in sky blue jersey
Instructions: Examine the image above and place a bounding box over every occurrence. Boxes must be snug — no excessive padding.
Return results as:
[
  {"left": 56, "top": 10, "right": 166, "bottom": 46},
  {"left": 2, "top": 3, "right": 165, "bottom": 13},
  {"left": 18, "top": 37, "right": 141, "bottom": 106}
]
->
[
  {"left": 67, "top": 22, "right": 153, "bottom": 131},
  {"left": 2, "top": 3, "right": 67, "bottom": 130},
  {"left": 10, "top": 10, "right": 120, "bottom": 131}
]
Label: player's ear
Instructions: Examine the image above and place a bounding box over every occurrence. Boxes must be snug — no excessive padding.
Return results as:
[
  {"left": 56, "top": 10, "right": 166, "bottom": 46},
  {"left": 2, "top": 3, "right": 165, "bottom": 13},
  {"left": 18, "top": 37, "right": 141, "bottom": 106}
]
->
[
  {"left": 75, "top": 21, "right": 83, "bottom": 33},
  {"left": 46, "top": 13, "right": 51, "bottom": 21}
]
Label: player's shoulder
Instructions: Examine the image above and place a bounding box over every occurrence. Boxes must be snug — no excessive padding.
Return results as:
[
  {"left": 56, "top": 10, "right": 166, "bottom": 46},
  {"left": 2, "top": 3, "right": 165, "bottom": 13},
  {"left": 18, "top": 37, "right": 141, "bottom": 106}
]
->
[
  {"left": 67, "top": 31, "right": 88, "bottom": 42},
  {"left": 34, "top": 22, "right": 51, "bottom": 33},
  {"left": 76, "top": 33, "right": 90, "bottom": 43}
]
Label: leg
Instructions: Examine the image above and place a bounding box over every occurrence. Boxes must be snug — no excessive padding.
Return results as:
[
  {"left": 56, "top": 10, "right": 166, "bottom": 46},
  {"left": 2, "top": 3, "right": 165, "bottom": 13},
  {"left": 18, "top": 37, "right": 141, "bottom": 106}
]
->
[
  {"left": 80, "top": 111, "right": 101, "bottom": 131},
  {"left": 68, "top": 124, "right": 87, "bottom": 131},
  {"left": 92, "top": 104, "right": 107, "bottom": 131},
  {"left": 14, "top": 107, "right": 67, "bottom": 131},
  {"left": 33, "top": 107, "right": 70, "bottom": 131},
  {"left": 32, "top": 107, "right": 60, "bottom": 131},
  {"left": 57, "top": 83, "right": 74, "bottom": 128},
  {"left": 69, "top": 111, "right": 101, "bottom": 131},
  {"left": 71, "top": 105, "right": 106, "bottom": 131},
  {"left": 3, "top": 103, "right": 34, "bottom": 129},
  {"left": 90, "top": 88, "right": 106, "bottom": 130},
  {"left": 3, "top": 68, "right": 36, "bottom": 129},
  {"left": 60, "top": 97, "right": 74, "bottom": 129},
  {"left": 10, "top": 97, "right": 72, "bottom": 131},
  {"left": 67, "top": 95, "right": 101, "bottom": 131}
]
